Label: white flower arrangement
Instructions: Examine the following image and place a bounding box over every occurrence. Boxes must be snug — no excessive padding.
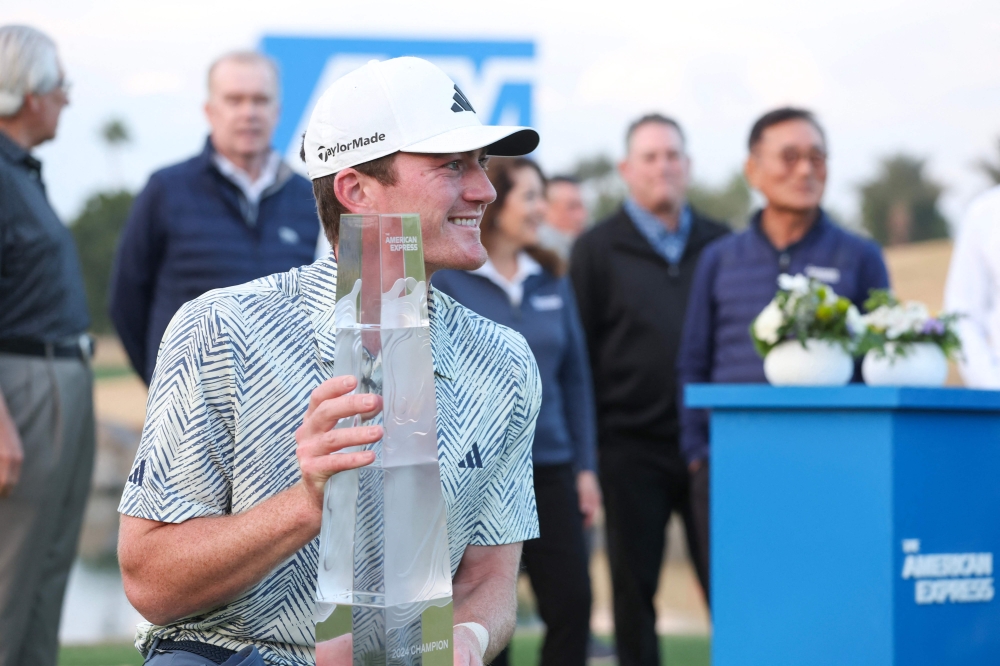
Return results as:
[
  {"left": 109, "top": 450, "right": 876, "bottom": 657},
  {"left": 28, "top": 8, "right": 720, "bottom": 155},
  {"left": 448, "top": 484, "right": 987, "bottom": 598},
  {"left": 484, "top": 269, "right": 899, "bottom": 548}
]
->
[
  {"left": 751, "top": 273, "right": 863, "bottom": 358},
  {"left": 856, "top": 290, "right": 961, "bottom": 360}
]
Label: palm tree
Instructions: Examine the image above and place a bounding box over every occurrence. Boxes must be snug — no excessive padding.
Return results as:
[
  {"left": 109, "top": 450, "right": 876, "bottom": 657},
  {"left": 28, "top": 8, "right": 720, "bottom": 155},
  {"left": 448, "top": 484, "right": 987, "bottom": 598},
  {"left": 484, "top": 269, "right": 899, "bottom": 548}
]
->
[{"left": 99, "top": 118, "right": 131, "bottom": 188}]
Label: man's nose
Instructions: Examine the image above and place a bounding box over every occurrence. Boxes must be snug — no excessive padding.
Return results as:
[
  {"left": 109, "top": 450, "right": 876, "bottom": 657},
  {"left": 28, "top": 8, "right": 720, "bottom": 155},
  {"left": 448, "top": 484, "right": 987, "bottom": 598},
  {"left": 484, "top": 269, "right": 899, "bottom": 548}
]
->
[{"left": 464, "top": 165, "right": 496, "bottom": 205}]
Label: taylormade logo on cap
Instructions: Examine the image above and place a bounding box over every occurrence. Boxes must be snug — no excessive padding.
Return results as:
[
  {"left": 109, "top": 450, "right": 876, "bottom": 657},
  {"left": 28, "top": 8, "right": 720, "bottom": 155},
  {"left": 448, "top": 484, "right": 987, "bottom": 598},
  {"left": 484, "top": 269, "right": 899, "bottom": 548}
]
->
[
  {"left": 317, "top": 132, "right": 387, "bottom": 163},
  {"left": 303, "top": 57, "right": 539, "bottom": 180}
]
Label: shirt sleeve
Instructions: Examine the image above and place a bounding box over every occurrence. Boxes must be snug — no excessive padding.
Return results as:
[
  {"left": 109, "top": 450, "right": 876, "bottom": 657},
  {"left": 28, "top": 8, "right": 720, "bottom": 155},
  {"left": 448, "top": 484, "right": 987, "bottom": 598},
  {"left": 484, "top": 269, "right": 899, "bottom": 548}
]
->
[
  {"left": 945, "top": 197, "right": 1000, "bottom": 388},
  {"left": 677, "top": 244, "right": 722, "bottom": 465},
  {"left": 557, "top": 278, "right": 598, "bottom": 473},
  {"left": 470, "top": 332, "right": 542, "bottom": 545},
  {"left": 109, "top": 175, "right": 167, "bottom": 385},
  {"left": 118, "top": 298, "right": 237, "bottom": 523}
]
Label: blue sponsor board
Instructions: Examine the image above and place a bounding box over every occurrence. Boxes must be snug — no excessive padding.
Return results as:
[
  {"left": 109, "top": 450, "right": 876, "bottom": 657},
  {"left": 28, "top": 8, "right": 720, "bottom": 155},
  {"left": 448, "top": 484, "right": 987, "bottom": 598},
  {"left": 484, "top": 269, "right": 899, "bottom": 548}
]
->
[
  {"left": 687, "top": 386, "right": 1000, "bottom": 665},
  {"left": 259, "top": 36, "right": 535, "bottom": 162}
]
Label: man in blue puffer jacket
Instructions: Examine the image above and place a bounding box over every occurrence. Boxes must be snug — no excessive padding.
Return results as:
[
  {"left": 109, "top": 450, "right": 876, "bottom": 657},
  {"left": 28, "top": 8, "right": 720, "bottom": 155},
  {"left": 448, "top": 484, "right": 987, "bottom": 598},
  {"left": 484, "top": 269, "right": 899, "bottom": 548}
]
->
[
  {"left": 109, "top": 51, "right": 320, "bottom": 385},
  {"left": 677, "top": 107, "right": 890, "bottom": 602}
]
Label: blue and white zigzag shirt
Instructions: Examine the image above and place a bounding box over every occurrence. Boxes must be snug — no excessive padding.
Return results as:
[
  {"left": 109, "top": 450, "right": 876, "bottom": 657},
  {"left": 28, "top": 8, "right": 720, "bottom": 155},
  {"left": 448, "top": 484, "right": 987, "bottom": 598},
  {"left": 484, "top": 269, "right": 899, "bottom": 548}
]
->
[{"left": 118, "top": 256, "right": 541, "bottom": 665}]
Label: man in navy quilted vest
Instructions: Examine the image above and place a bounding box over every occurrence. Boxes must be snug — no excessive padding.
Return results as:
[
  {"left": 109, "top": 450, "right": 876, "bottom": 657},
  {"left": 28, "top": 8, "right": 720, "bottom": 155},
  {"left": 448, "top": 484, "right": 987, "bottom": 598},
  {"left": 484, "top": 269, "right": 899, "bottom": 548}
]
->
[
  {"left": 117, "top": 57, "right": 542, "bottom": 666},
  {"left": 109, "top": 51, "right": 321, "bottom": 386},
  {"left": 677, "top": 107, "right": 890, "bottom": 609}
]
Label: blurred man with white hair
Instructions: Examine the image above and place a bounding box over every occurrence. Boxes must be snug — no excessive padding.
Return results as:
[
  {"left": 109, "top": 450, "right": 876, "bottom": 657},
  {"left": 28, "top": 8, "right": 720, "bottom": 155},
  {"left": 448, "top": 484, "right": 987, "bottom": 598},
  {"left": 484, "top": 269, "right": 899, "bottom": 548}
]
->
[
  {"left": 0, "top": 24, "right": 96, "bottom": 666},
  {"left": 109, "top": 50, "right": 320, "bottom": 385}
]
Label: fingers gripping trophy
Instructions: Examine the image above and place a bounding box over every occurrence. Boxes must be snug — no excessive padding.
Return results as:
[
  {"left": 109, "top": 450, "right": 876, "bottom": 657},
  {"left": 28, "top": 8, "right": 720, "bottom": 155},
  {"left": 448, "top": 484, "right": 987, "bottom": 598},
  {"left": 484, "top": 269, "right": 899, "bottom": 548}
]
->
[{"left": 303, "top": 57, "right": 541, "bottom": 666}]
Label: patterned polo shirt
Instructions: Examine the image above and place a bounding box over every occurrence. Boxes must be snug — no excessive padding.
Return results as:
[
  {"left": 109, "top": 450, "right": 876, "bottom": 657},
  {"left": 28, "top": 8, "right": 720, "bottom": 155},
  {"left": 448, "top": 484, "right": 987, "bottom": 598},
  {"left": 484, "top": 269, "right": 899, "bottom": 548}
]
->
[{"left": 118, "top": 256, "right": 541, "bottom": 666}]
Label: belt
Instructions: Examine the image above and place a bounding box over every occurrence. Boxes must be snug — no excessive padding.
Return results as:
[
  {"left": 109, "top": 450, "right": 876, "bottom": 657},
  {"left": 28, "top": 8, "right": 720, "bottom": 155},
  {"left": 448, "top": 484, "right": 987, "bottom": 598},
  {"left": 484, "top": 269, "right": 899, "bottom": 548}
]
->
[
  {"left": 0, "top": 335, "right": 93, "bottom": 361},
  {"left": 152, "top": 639, "right": 237, "bottom": 664}
]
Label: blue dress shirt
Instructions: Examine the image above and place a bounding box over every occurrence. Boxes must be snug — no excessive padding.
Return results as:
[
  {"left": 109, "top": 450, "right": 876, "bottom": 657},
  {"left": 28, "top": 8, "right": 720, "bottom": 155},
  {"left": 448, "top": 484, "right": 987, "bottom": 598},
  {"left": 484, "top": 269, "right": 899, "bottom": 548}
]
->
[{"left": 624, "top": 198, "right": 692, "bottom": 265}]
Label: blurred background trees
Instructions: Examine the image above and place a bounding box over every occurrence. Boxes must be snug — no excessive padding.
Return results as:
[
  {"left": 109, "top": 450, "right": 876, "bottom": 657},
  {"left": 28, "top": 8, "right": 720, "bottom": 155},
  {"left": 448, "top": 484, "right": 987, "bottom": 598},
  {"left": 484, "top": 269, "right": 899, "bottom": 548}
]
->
[
  {"left": 975, "top": 138, "right": 1000, "bottom": 186},
  {"left": 569, "top": 154, "right": 752, "bottom": 229},
  {"left": 70, "top": 118, "right": 135, "bottom": 333},
  {"left": 687, "top": 173, "right": 752, "bottom": 229},
  {"left": 858, "top": 155, "right": 949, "bottom": 246}
]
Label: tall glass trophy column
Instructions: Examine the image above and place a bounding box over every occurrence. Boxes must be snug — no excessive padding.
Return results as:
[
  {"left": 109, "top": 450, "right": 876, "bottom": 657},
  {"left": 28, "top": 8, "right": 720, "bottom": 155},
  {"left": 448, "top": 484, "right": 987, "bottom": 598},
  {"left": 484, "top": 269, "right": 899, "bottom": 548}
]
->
[{"left": 317, "top": 214, "right": 453, "bottom": 666}]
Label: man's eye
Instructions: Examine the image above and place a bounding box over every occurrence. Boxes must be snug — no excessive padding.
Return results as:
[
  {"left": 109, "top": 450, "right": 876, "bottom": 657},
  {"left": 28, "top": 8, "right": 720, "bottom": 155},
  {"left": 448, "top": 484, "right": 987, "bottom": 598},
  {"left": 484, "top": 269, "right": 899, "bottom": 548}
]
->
[
  {"left": 445, "top": 161, "right": 461, "bottom": 171},
  {"left": 479, "top": 158, "right": 490, "bottom": 170}
]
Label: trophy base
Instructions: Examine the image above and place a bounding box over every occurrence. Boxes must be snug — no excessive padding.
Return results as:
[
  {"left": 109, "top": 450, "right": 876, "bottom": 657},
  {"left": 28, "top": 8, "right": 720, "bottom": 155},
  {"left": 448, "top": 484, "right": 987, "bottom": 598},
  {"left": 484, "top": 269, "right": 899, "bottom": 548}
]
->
[{"left": 316, "top": 598, "right": 454, "bottom": 666}]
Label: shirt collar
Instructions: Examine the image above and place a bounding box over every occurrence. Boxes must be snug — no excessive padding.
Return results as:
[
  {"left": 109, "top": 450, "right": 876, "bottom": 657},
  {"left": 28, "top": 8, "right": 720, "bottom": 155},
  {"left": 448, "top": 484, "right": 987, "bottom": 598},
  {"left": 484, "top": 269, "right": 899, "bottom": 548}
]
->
[
  {"left": 212, "top": 149, "right": 282, "bottom": 205},
  {"left": 0, "top": 130, "right": 41, "bottom": 174},
  {"left": 301, "top": 256, "right": 457, "bottom": 380},
  {"left": 624, "top": 198, "right": 692, "bottom": 241},
  {"left": 749, "top": 208, "right": 829, "bottom": 252},
  {"left": 470, "top": 252, "right": 543, "bottom": 307}
]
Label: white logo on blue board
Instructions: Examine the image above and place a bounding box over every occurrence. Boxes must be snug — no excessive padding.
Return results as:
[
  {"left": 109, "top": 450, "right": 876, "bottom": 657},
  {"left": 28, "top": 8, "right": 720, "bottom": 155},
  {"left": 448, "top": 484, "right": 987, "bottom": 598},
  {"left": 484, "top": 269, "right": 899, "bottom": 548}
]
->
[
  {"left": 901, "top": 538, "right": 995, "bottom": 605},
  {"left": 260, "top": 36, "right": 535, "bottom": 165}
]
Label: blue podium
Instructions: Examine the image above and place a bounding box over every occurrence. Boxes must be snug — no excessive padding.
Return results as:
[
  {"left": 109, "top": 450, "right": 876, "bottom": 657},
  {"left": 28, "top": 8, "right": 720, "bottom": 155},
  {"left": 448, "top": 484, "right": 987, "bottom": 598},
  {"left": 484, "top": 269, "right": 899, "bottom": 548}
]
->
[{"left": 686, "top": 386, "right": 1000, "bottom": 666}]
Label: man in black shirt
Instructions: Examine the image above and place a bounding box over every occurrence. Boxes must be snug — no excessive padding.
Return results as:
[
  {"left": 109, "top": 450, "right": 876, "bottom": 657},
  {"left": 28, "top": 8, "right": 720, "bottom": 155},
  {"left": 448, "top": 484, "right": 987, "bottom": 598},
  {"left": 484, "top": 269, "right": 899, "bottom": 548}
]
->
[
  {"left": 0, "top": 25, "right": 95, "bottom": 666},
  {"left": 571, "top": 115, "right": 728, "bottom": 666}
]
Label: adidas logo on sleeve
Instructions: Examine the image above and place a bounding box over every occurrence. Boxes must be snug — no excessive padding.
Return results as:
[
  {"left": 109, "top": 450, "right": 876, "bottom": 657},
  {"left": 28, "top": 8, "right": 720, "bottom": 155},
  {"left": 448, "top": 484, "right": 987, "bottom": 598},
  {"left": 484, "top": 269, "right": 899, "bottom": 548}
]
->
[{"left": 457, "top": 443, "right": 484, "bottom": 469}]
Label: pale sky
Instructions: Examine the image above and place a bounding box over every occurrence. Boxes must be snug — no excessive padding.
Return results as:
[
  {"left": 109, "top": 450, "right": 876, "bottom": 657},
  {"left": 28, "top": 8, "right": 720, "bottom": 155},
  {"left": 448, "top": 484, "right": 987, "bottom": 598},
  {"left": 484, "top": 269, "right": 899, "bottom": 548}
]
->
[{"left": 7, "top": 0, "right": 1000, "bottom": 228}]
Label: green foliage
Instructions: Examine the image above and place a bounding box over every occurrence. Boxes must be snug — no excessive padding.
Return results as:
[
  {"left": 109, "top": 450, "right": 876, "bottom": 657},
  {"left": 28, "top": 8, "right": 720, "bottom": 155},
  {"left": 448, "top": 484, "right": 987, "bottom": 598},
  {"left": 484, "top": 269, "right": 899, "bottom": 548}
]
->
[
  {"left": 69, "top": 190, "right": 135, "bottom": 333},
  {"left": 572, "top": 154, "right": 615, "bottom": 181},
  {"left": 750, "top": 276, "right": 859, "bottom": 358},
  {"left": 859, "top": 154, "right": 949, "bottom": 246},
  {"left": 687, "top": 173, "right": 752, "bottom": 229},
  {"left": 975, "top": 137, "right": 1000, "bottom": 186},
  {"left": 100, "top": 119, "right": 131, "bottom": 147},
  {"left": 570, "top": 153, "right": 625, "bottom": 222}
]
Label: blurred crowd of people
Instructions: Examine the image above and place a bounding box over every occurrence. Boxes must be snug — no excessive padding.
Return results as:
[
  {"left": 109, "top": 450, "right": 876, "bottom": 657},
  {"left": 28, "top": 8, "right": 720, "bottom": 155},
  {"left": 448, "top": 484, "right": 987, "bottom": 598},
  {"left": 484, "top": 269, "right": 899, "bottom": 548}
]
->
[{"left": 3, "top": 21, "right": 1000, "bottom": 666}]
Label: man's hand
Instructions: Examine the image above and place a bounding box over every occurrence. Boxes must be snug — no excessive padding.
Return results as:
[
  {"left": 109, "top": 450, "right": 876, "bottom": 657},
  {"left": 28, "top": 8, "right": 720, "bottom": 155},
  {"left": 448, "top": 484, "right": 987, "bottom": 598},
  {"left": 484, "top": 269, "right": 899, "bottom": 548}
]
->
[
  {"left": 0, "top": 394, "right": 23, "bottom": 497},
  {"left": 316, "top": 633, "right": 352, "bottom": 666},
  {"left": 295, "top": 375, "right": 383, "bottom": 512},
  {"left": 689, "top": 459, "right": 703, "bottom": 474},
  {"left": 576, "top": 470, "right": 601, "bottom": 529},
  {"left": 454, "top": 625, "right": 484, "bottom": 666}
]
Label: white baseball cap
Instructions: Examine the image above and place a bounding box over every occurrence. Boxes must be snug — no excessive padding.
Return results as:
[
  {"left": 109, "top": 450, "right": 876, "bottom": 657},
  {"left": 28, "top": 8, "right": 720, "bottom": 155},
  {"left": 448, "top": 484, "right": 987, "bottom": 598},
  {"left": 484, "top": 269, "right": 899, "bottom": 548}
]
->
[{"left": 303, "top": 57, "right": 539, "bottom": 180}]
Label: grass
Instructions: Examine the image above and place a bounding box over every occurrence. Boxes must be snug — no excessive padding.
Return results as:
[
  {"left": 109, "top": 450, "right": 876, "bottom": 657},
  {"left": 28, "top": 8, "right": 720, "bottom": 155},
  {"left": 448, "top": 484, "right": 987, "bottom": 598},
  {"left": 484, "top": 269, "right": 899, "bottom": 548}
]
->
[
  {"left": 58, "top": 635, "right": 710, "bottom": 666},
  {"left": 93, "top": 365, "right": 137, "bottom": 381}
]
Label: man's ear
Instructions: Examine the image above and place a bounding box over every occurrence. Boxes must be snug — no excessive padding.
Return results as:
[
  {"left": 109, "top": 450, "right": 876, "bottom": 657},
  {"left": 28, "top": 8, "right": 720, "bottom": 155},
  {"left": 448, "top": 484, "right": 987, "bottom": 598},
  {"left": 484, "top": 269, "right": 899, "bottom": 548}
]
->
[
  {"left": 334, "top": 168, "right": 368, "bottom": 214},
  {"left": 743, "top": 156, "right": 759, "bottom": 192},
  {"left": 617, "top": 157, "right": 629, "bottom": 182}
]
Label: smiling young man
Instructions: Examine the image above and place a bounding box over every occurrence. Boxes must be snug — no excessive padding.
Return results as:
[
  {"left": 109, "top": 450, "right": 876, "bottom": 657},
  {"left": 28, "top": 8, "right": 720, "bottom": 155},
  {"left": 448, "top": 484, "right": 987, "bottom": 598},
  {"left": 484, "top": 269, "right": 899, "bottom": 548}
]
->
[{"left": 117, "top": 57, "right": 541, "bottom": 666}]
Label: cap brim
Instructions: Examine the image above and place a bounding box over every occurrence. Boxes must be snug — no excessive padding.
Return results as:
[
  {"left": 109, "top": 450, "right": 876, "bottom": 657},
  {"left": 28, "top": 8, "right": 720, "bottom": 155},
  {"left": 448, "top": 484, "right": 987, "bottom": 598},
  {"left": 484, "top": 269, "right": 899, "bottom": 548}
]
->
[{"left": 400, "top": 124, "right": 539, "bottom": 157}]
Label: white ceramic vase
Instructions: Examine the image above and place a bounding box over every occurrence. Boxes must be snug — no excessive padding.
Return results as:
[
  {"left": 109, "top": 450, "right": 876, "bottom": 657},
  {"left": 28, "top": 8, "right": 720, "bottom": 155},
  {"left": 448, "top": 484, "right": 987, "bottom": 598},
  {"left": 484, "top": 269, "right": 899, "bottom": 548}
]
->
[
  {"left": 763, "top": 339, "right": 854, "bottom": 386},
  {"left": 861, "top": 342, "right": 948, "bottom": 387}
]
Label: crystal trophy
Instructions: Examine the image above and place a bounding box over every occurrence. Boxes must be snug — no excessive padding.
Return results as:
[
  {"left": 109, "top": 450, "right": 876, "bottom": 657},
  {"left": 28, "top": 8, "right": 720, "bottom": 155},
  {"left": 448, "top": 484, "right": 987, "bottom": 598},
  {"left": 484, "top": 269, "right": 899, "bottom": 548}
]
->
[{"left": 317, "top": 214, "right": 453, "bottom": 666}]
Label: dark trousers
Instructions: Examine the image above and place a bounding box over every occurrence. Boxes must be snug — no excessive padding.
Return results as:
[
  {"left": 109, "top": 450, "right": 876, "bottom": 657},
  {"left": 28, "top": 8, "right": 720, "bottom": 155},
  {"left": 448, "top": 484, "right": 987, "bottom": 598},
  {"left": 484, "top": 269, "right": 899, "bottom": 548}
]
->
[
  {"left": 599, "top": 441, "right": 708, "bottom": 666},
  {"left": 492, "top": 464, "right": 591, "bottom": 666},
  {"left": 0, "top": 354, "right": 95, "bottom": 666},
  {"left": 689, "top": 462, "right": 710, "bottom": 605}
]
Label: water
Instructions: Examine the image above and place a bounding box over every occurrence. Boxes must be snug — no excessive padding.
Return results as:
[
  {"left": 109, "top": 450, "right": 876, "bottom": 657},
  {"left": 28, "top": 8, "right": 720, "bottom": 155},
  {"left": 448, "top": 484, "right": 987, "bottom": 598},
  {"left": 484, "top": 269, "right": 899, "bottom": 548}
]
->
[{"left": 59, "top": 559, "right": 143, "bottom": 644}]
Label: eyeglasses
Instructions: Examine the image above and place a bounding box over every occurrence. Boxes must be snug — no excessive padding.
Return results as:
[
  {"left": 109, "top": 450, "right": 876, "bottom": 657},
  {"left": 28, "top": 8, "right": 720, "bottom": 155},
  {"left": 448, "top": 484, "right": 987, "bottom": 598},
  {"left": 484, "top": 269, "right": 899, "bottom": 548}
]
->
[
  {"left": 38, "top": 76, "right": 71, "bottom": 99},
  {"left": 772, "top": 147, "right": 827, "bottom": 172}
]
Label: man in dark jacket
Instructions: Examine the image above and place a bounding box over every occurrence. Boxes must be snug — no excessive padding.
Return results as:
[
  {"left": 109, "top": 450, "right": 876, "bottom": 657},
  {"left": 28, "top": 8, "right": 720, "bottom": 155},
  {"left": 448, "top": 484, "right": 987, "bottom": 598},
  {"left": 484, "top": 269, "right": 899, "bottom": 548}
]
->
[
  {"left": 570, "top": 114, "right": 728, "bottom": 666},
  {"left": 110, "top": 51, "right": 320, "bottom": 385},
  {"left": 677, "top": 108, "right": 890, "bottom": 612}
]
